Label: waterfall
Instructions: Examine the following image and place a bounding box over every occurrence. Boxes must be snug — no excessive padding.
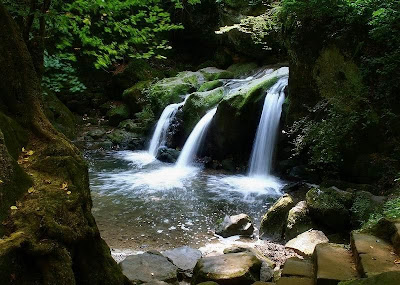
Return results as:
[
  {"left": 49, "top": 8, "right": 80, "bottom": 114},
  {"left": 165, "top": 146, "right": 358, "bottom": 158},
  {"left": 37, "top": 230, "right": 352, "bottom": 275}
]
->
[
  {"left": 176, "top": 108, "right": 217, "bottom": 167},
  {"left": 148, "top": 98, "right": 188, "bottom": 157},
  {"left": 248, "top": 77, "right": 288, "bottom": 177}
]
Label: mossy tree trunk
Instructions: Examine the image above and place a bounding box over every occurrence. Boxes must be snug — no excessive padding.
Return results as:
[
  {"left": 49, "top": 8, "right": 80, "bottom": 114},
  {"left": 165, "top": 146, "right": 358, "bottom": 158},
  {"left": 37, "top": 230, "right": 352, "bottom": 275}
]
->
[{"left": 0, "top": 3, "right": 129, "bottom": 284}]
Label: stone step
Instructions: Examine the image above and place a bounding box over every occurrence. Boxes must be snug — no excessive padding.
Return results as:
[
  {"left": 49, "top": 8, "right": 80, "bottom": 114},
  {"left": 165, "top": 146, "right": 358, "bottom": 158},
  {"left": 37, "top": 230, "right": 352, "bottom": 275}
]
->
[
  {"left": 351, "top": 232, "right": 400, "bottom": 277},
  {"left": 314, "top": 243, "right": 359, "bottom": 285},
  {"left": 276, "top": 257, "right": 314, "bottom": 285}
]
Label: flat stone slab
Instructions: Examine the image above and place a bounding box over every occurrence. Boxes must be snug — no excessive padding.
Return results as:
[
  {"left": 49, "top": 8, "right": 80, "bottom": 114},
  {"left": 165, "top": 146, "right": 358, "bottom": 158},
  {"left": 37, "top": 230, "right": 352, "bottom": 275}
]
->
[
  {"left": 192, "top": 252, "right": 262, "bottom": 285},
  {"left": 281, "top": 257, "right": 313, "bottom": 278},
  {"left": 285, "top": 230, "right": 329, "bottom": 256},
  {"left": 351, "top": 233, "right": 400, "bottom": 277},
  {"left": 162, "top": 246, "right": 202, "bottom": 272},
  {"left": 276, "top": 277, "right": 313, "bottom": 285},
  {"left": 120, "top": 252, "right": 178, "bottom": 284},
  {"left": 315, "top": 243, "right": 359, "bottom": 285}
]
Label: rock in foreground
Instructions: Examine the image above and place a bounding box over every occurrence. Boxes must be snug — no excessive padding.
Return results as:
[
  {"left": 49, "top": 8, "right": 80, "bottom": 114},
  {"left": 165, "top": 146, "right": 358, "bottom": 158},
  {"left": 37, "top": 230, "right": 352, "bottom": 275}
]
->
[
  {"left": 162, "top": 246, "right": 202, "bottom": 273},
  {"left": 260, "top": 194, "right": 295, "bottom": 240},
  {"left": 215, "top": 214, "right": 255, "bottom": 238},
  {"left": 120, "top": 252, "right": 178, "bottom": 284},
  {"left": 285, "top": 230, "right": 329, "bottom": 257},
  {"left": 192, "top": 252, "right": 262, "bottom": 285}
]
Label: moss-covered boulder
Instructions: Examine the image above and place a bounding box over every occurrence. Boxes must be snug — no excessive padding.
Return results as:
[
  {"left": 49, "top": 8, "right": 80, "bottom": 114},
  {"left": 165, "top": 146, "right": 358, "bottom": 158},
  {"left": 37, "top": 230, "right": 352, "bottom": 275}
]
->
[
  {"left": 146, "top": 71, "right": 204, "bottom": 116},
  {"left": 207, "top": 67, "right": 287, "bottom": 165},
  {"left": 227, "top": 62, "right": 259, "bottom": 78},
  {"left": 260, "top": 194, "right": 295, "bottom": 240},
  {"left": 350, "top": 191, "right": 386, "bottom": 227},
  {"left": 106, "top": 103, "right": 130, "bottom": 126},
  {"left": 121, "top": 80, "right": 151, "bottom": 114},
  {"left": 43, "top": 91, "right": 77, "bottom": 139},
  {"left": 306, "top": 187, "right": 354, "bottom": 231},
  {"left": 180, "top": 87, "right": 224, "bottom": 139},
  {"left": 198, "top": 80, "right": 224, "bottom": 92},
  {"left": 199, "top": 67, "right": 234, "bottom": 81},
  {"left": 108, "top": 58, "right": 166, "bottom": 99}
]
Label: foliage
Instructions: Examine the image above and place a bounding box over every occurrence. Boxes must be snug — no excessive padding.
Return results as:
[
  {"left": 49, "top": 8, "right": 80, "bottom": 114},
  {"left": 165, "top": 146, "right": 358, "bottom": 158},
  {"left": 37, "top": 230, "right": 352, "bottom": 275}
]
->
[
  {"left": 42, "top": 51, "right": 86, "bottom": 94},
  {"left": 362, "top": 197, "right": 400, "bottom": 229},
  {"left": 4, "top": 0, "right": 201, "bottom": 69}
]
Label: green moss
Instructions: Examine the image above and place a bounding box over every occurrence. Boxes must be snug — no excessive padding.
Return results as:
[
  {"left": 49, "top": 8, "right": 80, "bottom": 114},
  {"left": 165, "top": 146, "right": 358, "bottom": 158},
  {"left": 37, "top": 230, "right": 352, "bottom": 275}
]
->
[
  {"left": 43, "top": 91, "right": 77, "bottom": 139},
  {"left": 182, "top": 88, "right": 224, "bottom": 136},
  {"left": 121, "top": 80, "right": 151, "bottom": 114},
  {"left": 227, "top": 62, "right": 258, "bottom": 78},
  {"left": 0, "top": 112, "right": 28, "bottom": 159},
  {"left": 199, "top": 67, "right": 234, "bottom": 81},
  {"left": 313, "top": 46, "right": 365, "bottom": 112},
  {"left": 350, "top": 191, "right": 384, "bottom": 227},
  {"left": 135, "top": 105, "right": 155, "bottom": 132},
  {"left": 361, "top": 197, "right": 400, "bottom": 232},
  {"left": 106, "top": 104, "right": 130, "bottom": 126},
  {"left": 199, "top": 80, "right": 224, "bottom": 92},
  {"left": 306, "top": 187, "right": 353, "bottom": 230}
]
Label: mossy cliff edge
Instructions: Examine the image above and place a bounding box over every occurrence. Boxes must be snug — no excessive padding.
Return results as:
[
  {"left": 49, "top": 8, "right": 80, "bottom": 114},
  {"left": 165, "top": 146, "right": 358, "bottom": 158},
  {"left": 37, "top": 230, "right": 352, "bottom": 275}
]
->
[{"left": 0, "top": 3, "right": 129, "bottom": 284}]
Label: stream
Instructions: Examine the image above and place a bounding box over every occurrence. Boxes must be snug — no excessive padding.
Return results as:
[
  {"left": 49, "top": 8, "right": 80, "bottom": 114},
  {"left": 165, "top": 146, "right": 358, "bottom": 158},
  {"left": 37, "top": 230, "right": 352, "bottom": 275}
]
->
[{"left": 87, "top": 150, "right": 283, "bottom": 251}]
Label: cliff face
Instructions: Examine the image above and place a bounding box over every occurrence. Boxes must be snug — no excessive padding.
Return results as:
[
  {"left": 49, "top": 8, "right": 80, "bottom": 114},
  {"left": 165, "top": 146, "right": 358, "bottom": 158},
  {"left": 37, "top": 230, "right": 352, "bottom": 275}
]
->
[{"left": 0, "top": 3, "right": 129, "bottom": 284}]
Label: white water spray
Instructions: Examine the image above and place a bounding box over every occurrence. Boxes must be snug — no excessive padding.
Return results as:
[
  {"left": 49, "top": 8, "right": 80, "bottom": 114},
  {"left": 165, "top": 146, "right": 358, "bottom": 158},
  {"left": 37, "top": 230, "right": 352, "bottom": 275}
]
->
[
  {"left": 248, "top": 77, "right": 288, "bottom": 177},
  {"left": 176, "top": 108, "right": 217, "bottom": 167},
  {"left": 148, "top": 97, "right": 188, "bottom": 157}
]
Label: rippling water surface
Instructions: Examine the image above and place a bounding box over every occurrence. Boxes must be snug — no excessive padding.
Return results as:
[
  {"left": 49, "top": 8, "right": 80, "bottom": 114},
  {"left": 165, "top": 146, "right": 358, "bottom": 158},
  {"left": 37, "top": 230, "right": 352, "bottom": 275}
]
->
[{"left": 87, "top": 150, "right": 284, "bottom": 251}]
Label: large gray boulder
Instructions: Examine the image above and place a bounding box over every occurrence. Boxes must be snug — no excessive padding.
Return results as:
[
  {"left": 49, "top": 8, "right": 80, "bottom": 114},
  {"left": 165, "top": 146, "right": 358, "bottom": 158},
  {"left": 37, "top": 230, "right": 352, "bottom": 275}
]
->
[
  {"left": 260, "top": 194, "right": 295, "bottom": 240},
  {"left": 215, "top": 214, "right": 254, "bottom": 238},
  {"left": 162, "top": 246, "right": 202, "bottom": 273},
  {"left": 120, "top": 252, "right": 178, "bottom": 284},
  {"left": 285, "top": 230, "right": 329, "bottom": 257},
  {"left": 192, "top": 252, "right": 262, "bottom": 285}
]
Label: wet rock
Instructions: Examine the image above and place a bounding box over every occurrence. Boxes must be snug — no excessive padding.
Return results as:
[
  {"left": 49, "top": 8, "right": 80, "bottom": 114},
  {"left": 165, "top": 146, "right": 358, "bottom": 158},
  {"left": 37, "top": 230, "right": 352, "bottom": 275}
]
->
[
  {"left": 227, "top": 62, "right": 259, "bottom": 78},
  {"left": 285, "top": 201, "right": 313, "bottom": 240},
  {"left": 197, "top": 282, "right": 219, "bottom": 285},
  {"left": 260, "top": 261, "right": 274, "bottom": 282},
  {"left": 192, "top": 252, "right": 262, "bottom": 285},
  {"left": 120, "top": 252, "right": 178, "bottom": 284},
  {"left": 162, "top": 246, "right": 202, "bottom": 273},
  {"left": 127, "top": 137, "right": 145, "bottom": 151},
  {"left": 143, "top": 281, "right": 169, "bottom": 285},
  {"left": 306, "top": 187, "right": 353, "bottom": 231},
  {"left": 198, "top": 80, "right": 224, "bottom": 92},
  {"left": 260, "top": 194, "right": 295, "bottom": 240},
  {"left": 118, "top": 119, "right": 145, "bottom": 133},
  {"left": 285, "top": 230, "right": 329, "bottom": 257},
  {"left": 215, "top": 214, "right": 254, "bottom": 238},
  {"left": 88, "top": 129, "right": 106, "bottom": 139},
  {"left": 156, "top": 147, "right": 181, "bottom": 163},
  {"left": 199, "top": 67, "right": 234, "bottom": 81}
]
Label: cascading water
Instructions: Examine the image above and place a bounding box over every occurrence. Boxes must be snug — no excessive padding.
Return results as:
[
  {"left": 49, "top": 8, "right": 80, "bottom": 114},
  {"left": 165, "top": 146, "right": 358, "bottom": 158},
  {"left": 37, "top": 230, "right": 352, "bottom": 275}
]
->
[
  {"left": 148, "top": 97, "right": 188, "bottom": 157},
  {"left": 248, "top": 76, "right": 288, "bottom": 177},
  {"left": 175, "top": 108, "right": 217, "bottom": 167}
]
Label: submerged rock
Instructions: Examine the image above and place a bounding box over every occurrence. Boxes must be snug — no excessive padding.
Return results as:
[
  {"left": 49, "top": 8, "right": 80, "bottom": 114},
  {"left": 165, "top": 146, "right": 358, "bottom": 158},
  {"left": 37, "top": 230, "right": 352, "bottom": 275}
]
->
[
  {"left": 162, "top": 246, "right": 202, "bottom": 274},
  {"left": 260, "top": 194, "right": 295, "bottom": 240},
  {"left": 120, "top": 252, "right": 178, "bottom": 284},
  {"left": 192, "top": 252, "right": 262, "bottom": 285},
  {"left": 285, "top": 201, "right": 313, "bottom": 240},
  {"left": 215, "top": 213, "right": 254, "bottom": 238},
  {"left": 156, "top": 147, "right": 181, "bottom": 163},
  {"left": 285, "top": 230, "right": 329, "bottom": 257}
]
